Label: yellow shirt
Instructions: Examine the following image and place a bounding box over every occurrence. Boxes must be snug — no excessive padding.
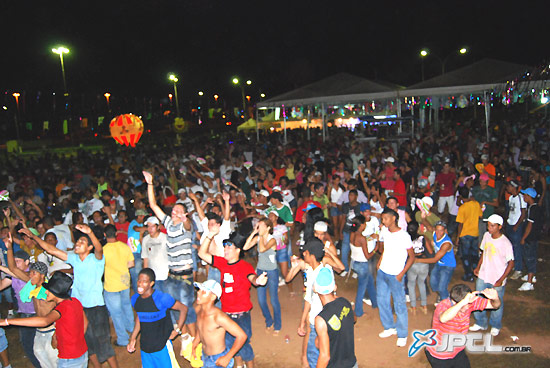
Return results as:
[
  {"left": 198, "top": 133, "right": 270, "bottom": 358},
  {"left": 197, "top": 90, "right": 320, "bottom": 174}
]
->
[
  {"left": 456, "top": 200, "right": 483, "bottom": 237},
  {"left": 103, "top": 241, "right": 134, "bottom": 292}
]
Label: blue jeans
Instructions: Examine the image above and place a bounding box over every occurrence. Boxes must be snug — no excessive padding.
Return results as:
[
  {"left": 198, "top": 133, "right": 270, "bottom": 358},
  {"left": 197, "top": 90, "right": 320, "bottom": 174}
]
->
[
  {"left": 256, "top": 269, "right": 281, "bottom": 330},
  {"left": 225, "top": 311, "right": 254, "bottom": 362},
  {"left": 407, "top": 263, "right": 429, "bottom": 307},
  {"left": 307, "top": 323, "right": 319, "bottom": 368},
  {"left": 208, "top": 267, "right": 222, "bottom": 283},
  {"left": 430, "top": 265, "right": 455, "bottom": 300},
  {"left": 506, "top": 224, "right": 524, "bottom": 271},
  {"left": 129, "top": 253, "right": 142, "bottom": 293},
  {"left": 103, "top": 288, "right": 135, "bottom": 345},
  {"left": 473, "top": 278, "right": 506, "bottom": 329},
  {"left": 164, "top": 275, "right": 197, "bottom": 324},
  {"left": 523, "top": 240, "right": 538, "bottom": 274},
  {"left": 58, "top": 351, "right": 88, "bottom": 368},
  {"left": 19, "top": 312, "right": 41, "bottom": 367},
  {"left": 459, "top": 235, "right": 479, "bottom": 278},
  {"left": 376, "top": 269, "right": 408, "bottom": 338},
  {"left": 341, "top": 231, "right": 351, "bottom": 272},
  {"left": 352, "top": 261, "right": 378, "bottom": 316}
]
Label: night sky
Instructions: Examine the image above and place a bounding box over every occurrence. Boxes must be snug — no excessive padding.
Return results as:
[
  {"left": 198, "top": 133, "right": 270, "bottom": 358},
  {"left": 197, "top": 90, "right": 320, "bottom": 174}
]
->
[{"left": 1, "top": 1, "right": 546, "bottom": 104}]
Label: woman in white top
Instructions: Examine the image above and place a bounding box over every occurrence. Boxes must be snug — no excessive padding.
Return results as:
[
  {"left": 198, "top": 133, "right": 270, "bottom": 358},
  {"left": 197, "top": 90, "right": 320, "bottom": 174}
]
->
[{"left": 327, "top": 175, "right": 344, "bottom": 242}]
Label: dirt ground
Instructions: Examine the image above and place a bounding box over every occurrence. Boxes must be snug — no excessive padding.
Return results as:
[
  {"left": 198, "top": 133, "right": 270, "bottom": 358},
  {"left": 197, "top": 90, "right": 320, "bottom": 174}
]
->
[{"left": 3, "top": 240, "right": 550, "bottom": 368}]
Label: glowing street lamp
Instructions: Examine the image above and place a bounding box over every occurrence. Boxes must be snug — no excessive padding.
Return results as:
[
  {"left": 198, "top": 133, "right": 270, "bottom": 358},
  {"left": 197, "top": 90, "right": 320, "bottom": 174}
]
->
[
  {"left": 52, "top": 46, "right": 70, "bottom": 96},
  {"left": 232, "top": 77, "right": 251, "bottom": 116},
  {"left": 214, "top": 94, "right": 219, "bottom": 102},
  {"left": 12, "top": 93, "right": 21, "bottom": 140},
  {"left": 198, "top": 91, "right": 204, "bottom": 96},
  {"left": 260, "top": 93, "right": 266, "bottom": 98},
  {"left": 459, "top": 47, "right": 468, "bottom": 54},
  {"left": 419, "top": 47, "right": 469, "bottom": 76},
  {"left": 169, "top": 74, "right": 180, "bottom": 117},
  {"left": 104, "top": 93, "right": 111, "bottom": 111}
]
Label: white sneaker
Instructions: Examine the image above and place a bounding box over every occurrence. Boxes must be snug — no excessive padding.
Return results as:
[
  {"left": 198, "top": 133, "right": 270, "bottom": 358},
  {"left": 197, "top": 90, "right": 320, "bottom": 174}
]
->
[
  {"left": 396, "top": 337, "right": 407, "bottom": 347},
  {"left": 363, "top": 298, "right": 372, "bottom": 306},
  {"left": 521, "top": 275, "right": 537, "bottom": 283},
  {"left": 340, "top": 271, "right": 348, "bottom": 277},
  {"left": 518, "top": 282, "right": 534, "bottom": 291},
  {"left": 490, "top": 327, "right": 500, "bottom": 336},
  {"left": 352, "top": 272, "right": 358, "bottom": 279},
  {"left": 378, "top": 328, "right": 397, "bottom": 338},
  {"left": 469, "top": 324, "right": 486, "bottom": 332},
  {"left": 405, "top": 295, "right": 411, "bottom": 303},
  {"left": 7, "top": 310, "right": 14, "bottom": 318},
  {"left": 510, "top": 270, "right": 522, "bottom": 280}
]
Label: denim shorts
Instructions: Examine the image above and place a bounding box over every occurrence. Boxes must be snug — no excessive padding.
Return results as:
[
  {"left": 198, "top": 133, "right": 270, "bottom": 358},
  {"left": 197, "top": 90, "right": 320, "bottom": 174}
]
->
[
  {"left": 276, "top": 248, "right": 290, "bottom": 263},
  {"left": 0, "top": 328, "right": 7, "bottom": 353},
  {"left": 330, "top": 206, "right": 341, "bottom": 216},
  {"left": 58, "top": 351, "right": 88, "bottom": 368},
  {"left": 83, "top": 306, "right": 115, "bottom": 363},
  {"left": 203, "top": 346, "right": 234, "bottom": 368}
]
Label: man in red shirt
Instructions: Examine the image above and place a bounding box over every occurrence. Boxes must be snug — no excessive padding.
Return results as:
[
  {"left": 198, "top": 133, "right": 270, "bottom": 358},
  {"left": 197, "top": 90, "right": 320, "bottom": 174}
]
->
[
  {"left": 435, "top": 161, "right": 457, "bottom": 214},
  {"left": 198, "top": 232, "right": 267, "bottom": 368},
  {"left": 425, "top": 283, "right": 500, "bottom": 367},
  {"left": 389, "top": 169, "right": 407, "bottom": 208}
]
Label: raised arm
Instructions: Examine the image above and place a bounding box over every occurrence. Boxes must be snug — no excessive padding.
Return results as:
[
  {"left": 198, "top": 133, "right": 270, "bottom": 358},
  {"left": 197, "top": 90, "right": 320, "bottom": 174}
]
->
[
  {"left": 143, "top": 171, "right": 167, "bottom": 221},
  {"left": 198, "top": 232, "right": 215, "bottom": 264},
  {"left": 19, "top": 228, "right": 68, "bottom": 262},
  {"left": 75, "top": 224, "right": 103, "bottom": 260},
  {"left": 222, "top": 191, "right": 231, "bottom": 222},
  {"left": 5, "top": 232, "right": 30, "bottom": 281},
  {"left": 188, "top": 191, "right": 205, "bottom": 221}
]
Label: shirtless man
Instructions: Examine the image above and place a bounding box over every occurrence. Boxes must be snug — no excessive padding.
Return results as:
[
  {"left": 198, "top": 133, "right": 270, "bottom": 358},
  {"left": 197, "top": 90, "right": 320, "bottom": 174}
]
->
[{"left": 192, "top": 280, "right": 247, "bottom": 368}]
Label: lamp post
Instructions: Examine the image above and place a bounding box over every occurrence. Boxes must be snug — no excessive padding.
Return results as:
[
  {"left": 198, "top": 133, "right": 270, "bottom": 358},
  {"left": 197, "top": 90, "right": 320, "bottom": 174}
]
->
[
  {"left": 104, "top": 93, "right": 111, "bottom": 112},
  {"left": 52, "top": 46, "right": 69, "bottom": 96},
  {"left": 169, "top": 74, "right": 180, "bottom": 117},
  {"left": 232, "top": 78, "right": 251, "bottom": 117},
  {"left": 419, "top": 47, "right": 468, "bottom": 76},
  {"left": 12, "top": 93, "right": 20, "bottom": 140}
]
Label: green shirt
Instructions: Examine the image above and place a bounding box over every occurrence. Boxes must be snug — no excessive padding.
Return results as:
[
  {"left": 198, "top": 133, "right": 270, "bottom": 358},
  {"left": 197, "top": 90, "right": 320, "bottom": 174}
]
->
[
  {"left": 471, "top": 186, "right": 497, "bottom": 219},
  {"left": 313, "top": 194, "right": 330, "bottom": 218},
  {"left": 415, "top": 211, "right": 440, "bottom": 243}
]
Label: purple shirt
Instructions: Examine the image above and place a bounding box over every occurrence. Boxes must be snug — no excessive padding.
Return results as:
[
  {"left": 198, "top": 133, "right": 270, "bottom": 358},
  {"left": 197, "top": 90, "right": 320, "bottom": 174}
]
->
[{"left": 12, "top": 273, "right": 36, "bottom": 314}]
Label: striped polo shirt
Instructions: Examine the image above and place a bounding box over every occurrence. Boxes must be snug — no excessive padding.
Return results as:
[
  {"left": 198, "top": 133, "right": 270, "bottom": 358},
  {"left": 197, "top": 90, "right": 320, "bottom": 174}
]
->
[
  {"left": 427, "top": 297, "right": 488, "bottom": 359},
  {"left": 162, "top": 215, "right": 193, "bottom": 272}
]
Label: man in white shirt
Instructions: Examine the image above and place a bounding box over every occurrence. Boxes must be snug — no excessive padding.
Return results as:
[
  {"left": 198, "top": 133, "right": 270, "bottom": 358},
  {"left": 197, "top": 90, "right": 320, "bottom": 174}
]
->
[
  {"left": 505, "top": 180, "right": 527, "bottom": 280},
  {"left": 375, "top": 208, "right": 415, "bottom": 347},
  {"left": 141, "top": 216, "right": 170, "bottom": 291}
]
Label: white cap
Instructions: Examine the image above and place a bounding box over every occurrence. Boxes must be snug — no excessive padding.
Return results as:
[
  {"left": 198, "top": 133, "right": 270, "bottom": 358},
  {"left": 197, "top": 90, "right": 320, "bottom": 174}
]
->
[
  {"left": 259, "top": 190, "right": 270, "bottom": 197},
  {"left": 313, "top": 221, "right": 328, "bottom": 232},
  {"left": 484, "top": 214, "right": 503, "bottom": 225},
  {"left": 272, "top": 186, "right": 282, "bottom": 192},
  {"left": 194, "top": 280, "right": 222, "bottom": 298},
  {"left": 178, "top": 188, "right": 187, "bottom": 194},
  {"left": 385, "top": 157, "right": 395, "bottom": 163},
  {"left": 145, "top": 216, "right": 159, "bottom": 225},
  {"left": 421, "top": 197, "right": 433, "bottom": 208}
]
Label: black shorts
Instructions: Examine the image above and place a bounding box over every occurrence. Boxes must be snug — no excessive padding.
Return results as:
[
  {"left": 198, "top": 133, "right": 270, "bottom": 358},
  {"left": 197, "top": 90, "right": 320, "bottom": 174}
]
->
[{"left": 84, "top": 305, "right": 115, "bottom": 363}]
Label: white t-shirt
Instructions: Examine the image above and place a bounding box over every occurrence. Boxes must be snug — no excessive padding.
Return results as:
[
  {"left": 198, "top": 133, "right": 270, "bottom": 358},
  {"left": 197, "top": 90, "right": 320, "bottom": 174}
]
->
[
  {"left": 362, "top": 216, "right": 380, "bottom": 253},
  {"left": 141, "top": 233, "right": 169, "bottom": 281},
  {"left": 176, "top": 197, "right": 194, "bottom": 213},
  {"left": 378, "top": 227, "right": 413, "bottom": 275},
  {"left": 330, "top": 187, "right": 344, "bottom": 204},
  {"left": 304, "top": 263, "right": 332, "bottom": 325},
  {"left": 369, "top": 199, "right": 383, "bottom": 214},
  {"left": 200, "top": 217, "right": 231, "bottom": 257},
  {"left": 507, "top": 194, "right": 526, "bottom": 225},
  {"left": 479, "top": 232, "right": 514, "bottom": 285},
  {"left": 37, "top": 251, "right": 71, "bottom": 277}
]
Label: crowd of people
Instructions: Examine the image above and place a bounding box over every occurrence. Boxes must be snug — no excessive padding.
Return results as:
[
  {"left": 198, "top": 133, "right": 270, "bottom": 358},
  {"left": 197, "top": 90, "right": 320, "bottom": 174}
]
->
[{"left": 0, "top": 120, "right": 548, "bottom": 367}]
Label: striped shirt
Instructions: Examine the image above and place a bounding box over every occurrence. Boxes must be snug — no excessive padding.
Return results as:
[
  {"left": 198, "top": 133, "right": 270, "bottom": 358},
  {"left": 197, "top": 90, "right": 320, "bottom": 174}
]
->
[
  {"left": 162, "top": 215, "right": 193, "bottom": 272},
  {"left": 427, "top": 297, "right": 488, "bottom": 359}
]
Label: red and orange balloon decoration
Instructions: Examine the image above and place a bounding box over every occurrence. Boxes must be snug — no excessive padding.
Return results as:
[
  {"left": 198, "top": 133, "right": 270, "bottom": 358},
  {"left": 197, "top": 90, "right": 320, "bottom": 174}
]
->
[{"left": 109, "top": 114, "right": 144, "bottom": 147}]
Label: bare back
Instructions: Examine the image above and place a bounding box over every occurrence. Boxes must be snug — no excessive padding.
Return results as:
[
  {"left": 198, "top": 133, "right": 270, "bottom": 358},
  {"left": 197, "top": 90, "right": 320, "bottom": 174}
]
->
[{"left": 196, "top": 305, "right": 228, "bottom": 356}]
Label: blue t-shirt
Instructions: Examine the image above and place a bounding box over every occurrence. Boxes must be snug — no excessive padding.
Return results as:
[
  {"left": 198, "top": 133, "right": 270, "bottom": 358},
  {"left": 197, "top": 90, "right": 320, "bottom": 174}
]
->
[
  {"left": 127, "top": 219, "right": 144, "bottom": 254},
  {"left": 0, "top": 239, "right": 20, "bottom": 266},
  {"left": 67, "top": 252, "right": 106, "bottom": 308},
  {"left": 131, "top": 290, "right": 175, "bottom": 353},
  {"left": 432, "top": 232, "right": 456, "bottom": 267}
]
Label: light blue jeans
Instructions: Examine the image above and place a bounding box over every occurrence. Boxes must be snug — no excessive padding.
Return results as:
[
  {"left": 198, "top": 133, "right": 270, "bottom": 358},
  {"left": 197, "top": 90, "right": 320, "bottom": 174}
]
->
[
  {"left": 256, "top": 269, "right": 281, "bottom": 331},
  {"left": 376, "top": 269, "right": 408, "bottom": 338},
  {"left": 341, "top": 231, "right": 351, "bottom": 272},
  {"left": 430, "top": 264, "right": 455, "bottom": 300},
  {"left": 103, "top": 288, "right": 135, "bottom": 345},
  {"left": 58, "top": 351, "right": 88, "bottom": 368},
  {"left": 407, "top": 263, "right": 429, "bottom": 307},
  {"left": 352, "top": 260, "right": 378, "bottom": 316},
  {"left": 164, "top": 275, "right": 197, "bottom": 324},
  {"left": 473, "top": 278, "right": 505, "bottom": 329},
  {"left": 506, "top": 223, "right": 524, "bottom": 272},
  {"left": 129, "top": 253, "right": 142, "bottom": 293},
  {"left": 307, "top": 323, "right": 319, "bottom": 368}
]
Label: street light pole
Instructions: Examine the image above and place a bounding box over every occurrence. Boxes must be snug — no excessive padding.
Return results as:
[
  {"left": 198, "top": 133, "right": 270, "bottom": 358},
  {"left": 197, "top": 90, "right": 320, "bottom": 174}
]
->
[
  {"left": 232, "top": 78, "right": 252, "bottom": 118},
  {"left": 104, "top": 93, "right": 111, "bottom": 112},
  {"left": 52, "top": 47, "right": 69, "bottom": 96},
  {"left": 419, "top": 47, "right": 468, "bottom": 76},
  {"left": 12, "top": 93, "right": 20, "bottom": 140},
  {"left": 169, "top": 74, "right": 180, "bottom": 117}
]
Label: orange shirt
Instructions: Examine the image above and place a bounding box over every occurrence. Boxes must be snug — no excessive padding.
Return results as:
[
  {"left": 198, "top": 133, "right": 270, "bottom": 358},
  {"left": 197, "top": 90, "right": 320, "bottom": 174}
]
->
[{"left": 484, "top": 163, "right": 496, "bottom": 188}]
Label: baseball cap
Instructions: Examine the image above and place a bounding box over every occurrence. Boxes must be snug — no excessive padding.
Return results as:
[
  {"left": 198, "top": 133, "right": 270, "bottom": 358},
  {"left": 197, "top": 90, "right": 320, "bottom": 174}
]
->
[
  {"left": 421, "top": 197, "right": 433, "bottom": 208},
  {"left": 520, "top": 188, "right": 537, "bottom": 198},
  {"left": 508, "top": 179, "right": 519, "bottom": 188},
  {"left": 385, "top": 157, "right": 395, "bottom": 163},
  {"left": 313, "top": 221, "right": 328, "bottom": 232},
  {"left": 434, "top": 220, "right": 447, "bottom": 228},
  {"left": 30, "top": 261, "right": 48, "bottom": 275},
  {"left": 272, "top": 186, "right": 282, "bottom": 192},
  {"left": 28, "top": 228, "right": 40, "bottom": 237},
  {"left": 301, "top": 237, "right": 325, "bottom": 259},
  {"left": 145, "top": 216, "right": 159, "bottom": 225},
  {"left": 302, "top": 203, "right": 320, "bottom": 212},
  {"left": 360, "top": 203, "right": 371, "bottom": 212},
  {"left": 314, "top": 267, "right": 336, "bottom": 295},
  {"left": 14, "top": 250, "right": 30, "bottom": 261},
  {"left": 259, "top": 190, "right": 270, "bottom": 197},
  {"left": 135, "top": 209, "right": 148, "bottom": 216},
  {"left": 484, "top": 214, "right": 503, "bottom": 225},
  {"left": 479, "top": 173, "right": 489, "bottom": 181},
  {"left": 194, "top": 280, "right": 222, "bottom": 299},
  {"left": 481, "top": 154, "right": 489, "bottom": 161},
  {"left": 177, "top": 188, "right": 187, "bottom": 194}
]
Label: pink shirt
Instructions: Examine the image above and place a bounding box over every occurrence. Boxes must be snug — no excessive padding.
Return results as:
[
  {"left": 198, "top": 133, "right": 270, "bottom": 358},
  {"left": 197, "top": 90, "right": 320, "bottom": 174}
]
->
[{"left": 479, "top": 232, "right": 514, "bottom": 285}]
